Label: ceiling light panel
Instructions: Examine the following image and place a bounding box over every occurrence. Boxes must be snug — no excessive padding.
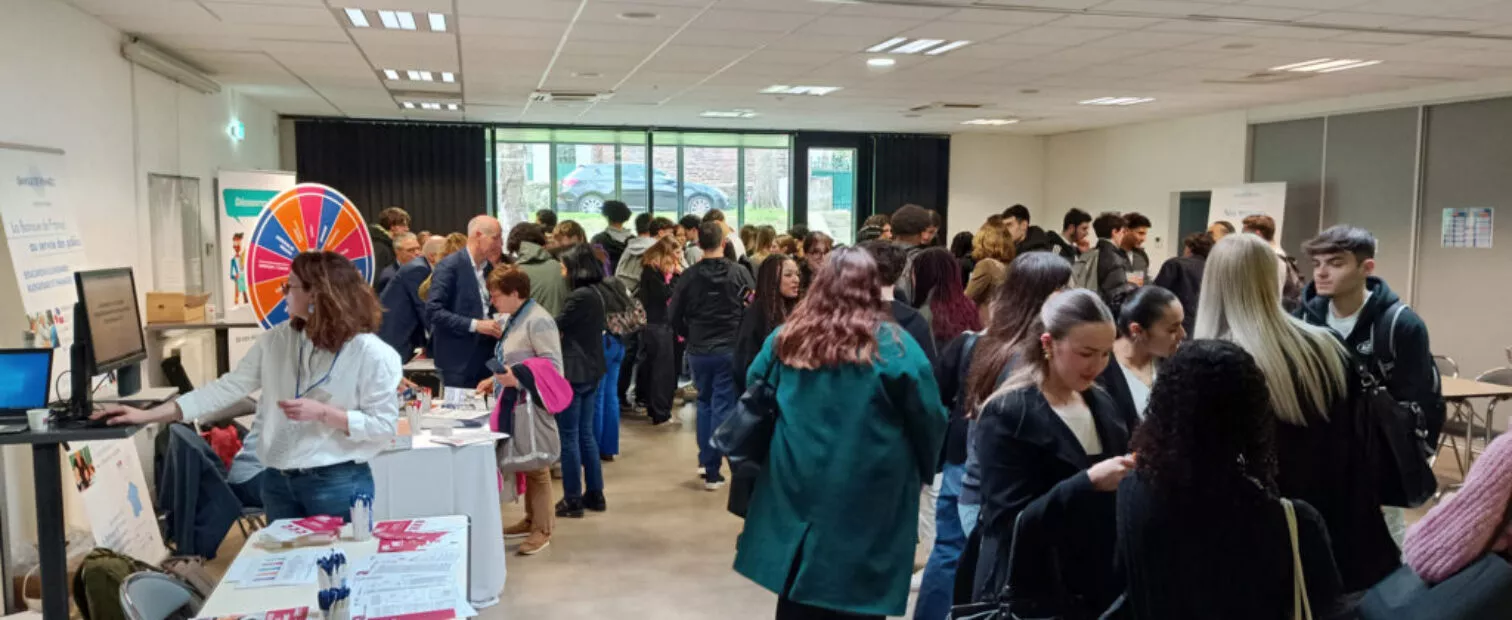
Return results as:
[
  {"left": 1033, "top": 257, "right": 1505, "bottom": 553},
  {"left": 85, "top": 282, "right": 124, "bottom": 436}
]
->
[
  {"left": 761, "top": 85, "right": 842, "bottom": 96},
  {"left": 1269, "top": 58, "right": 1383, "bottom": 73},
  {"left": 962, "top": 118, "right": 1019, "bottom": 125},
  {"left": 701, "top": 109, "right": 759, "bottom": 119},
  {"left": 402, "top": 100, "right": 461, "bottom": 112},
  {"left": 340, "top": 9, "right": 451, "bottom": 33},
  {"left": 1079, "top": 97, "right": 1156, "bottom": 106},
  {"left": 385, "top": 69, "right": 457, "bottom": 83},
  {"left": 865, "top": 37, "right": 971, "bottom": 55}
]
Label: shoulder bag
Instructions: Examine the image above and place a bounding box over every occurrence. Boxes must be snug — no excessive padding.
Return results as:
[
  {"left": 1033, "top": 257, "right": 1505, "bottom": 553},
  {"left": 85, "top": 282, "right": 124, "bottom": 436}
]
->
[
  {"left": 949, "top": 511, "right": 1060, "bottom": 620},
  {"left": 1282, "top": 498, "right": 1314, "bottom": 620},
  {"left": 713, "top": 357, "right": 780, "bottom": 518}
]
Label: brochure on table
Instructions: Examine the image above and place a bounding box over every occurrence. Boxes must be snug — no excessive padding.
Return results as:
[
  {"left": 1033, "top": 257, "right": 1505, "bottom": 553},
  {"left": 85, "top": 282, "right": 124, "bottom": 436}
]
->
[
  {"left": 217, "top": 169, "right": 296, "bottom": 365},
  {"left": 0, "top": 142, "right": 86, "bottom": 349}
]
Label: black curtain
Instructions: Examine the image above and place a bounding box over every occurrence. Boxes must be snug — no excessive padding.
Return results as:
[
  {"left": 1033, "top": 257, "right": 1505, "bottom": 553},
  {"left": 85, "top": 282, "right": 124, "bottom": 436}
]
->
[
  {"left": 871, "top": 134, "right": 951, "bottom": 231},
  {"left": 294, "top": 120, "right": 487, "bottom": 236}
]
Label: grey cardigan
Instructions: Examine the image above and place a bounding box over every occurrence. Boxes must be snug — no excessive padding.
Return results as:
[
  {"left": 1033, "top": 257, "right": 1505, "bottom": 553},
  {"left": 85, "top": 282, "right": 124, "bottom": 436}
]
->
[{"left": 495, "top": 299, "right": 563, "bottom": 376}]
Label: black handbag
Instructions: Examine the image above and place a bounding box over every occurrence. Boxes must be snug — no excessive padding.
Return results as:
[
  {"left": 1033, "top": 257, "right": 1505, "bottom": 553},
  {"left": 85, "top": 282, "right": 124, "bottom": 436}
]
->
[
  {"left": 712, "top": 359, "right": 780, "bottom": 518},
  {"left": 949, "top": 513, "right": 1061, "bottom": 620},
  {"left": 1353, "top": 359, "right": 1437, "bottom": 507}
]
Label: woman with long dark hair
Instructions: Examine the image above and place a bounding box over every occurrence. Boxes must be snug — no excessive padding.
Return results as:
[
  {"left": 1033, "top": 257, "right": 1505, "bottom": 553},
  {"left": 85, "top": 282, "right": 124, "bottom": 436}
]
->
[
  {"left": 98, "top": 252, "right": 399, "bottom": 520},
  {"left": 972, "top": 289, "right": 1136, "bottom": 617},
  {"left": 911, "top": 247, "right": 982, "bottom": 349},
  {"left": 1097, "top": 285, "right": 1184, "bottom": 421},
  {"left": 734, "top": 253, "right": 800, "bottom": 393},
  {"left": 735, "top": 248, "right": 946, "bottom": 620},
  {"left": 1112, "top": 340, "right": 1345, "bottom": 619},
  {"left": 553, "top": 243, "right": 609, "bottom": 517},
  {"left": 638, "top": 237, "right": 683, "bottom": 425}
]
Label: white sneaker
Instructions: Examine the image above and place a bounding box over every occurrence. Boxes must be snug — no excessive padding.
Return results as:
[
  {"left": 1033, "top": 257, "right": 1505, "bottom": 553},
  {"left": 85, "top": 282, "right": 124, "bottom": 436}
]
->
[{"left": 704, "top": 479, "right": 726, "bottom": 491}]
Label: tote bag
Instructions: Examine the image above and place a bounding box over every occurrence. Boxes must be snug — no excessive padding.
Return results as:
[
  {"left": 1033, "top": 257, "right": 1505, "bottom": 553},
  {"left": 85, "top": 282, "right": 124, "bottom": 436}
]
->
[{"left": 496, "top": 398, "right": 560, "bottom": 473}]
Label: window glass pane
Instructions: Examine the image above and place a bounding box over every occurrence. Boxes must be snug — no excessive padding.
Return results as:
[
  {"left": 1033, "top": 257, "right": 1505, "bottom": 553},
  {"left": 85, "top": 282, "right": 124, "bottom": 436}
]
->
[
  {"left": 743, "top": 148, "right": 790, "bottom": 233},
  {"left": 496, "top": 142, "right": 552, "bottom": 231},
  {"left": 807, "top": 148, "right": 857, "bottom": 247},
  {"left": 682, "top": 147, "right": 737, "bottom": 221},
  {"left": 555, "top": 143, "right": 631, "bottom": 238},
  {"left": 650, "top": 146, "right": 680, "bottom": 223}
]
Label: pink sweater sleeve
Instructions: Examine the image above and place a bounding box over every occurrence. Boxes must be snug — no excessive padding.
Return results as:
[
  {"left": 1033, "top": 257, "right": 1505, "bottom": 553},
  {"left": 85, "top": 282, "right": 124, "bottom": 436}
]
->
[{"left": 1404, "top": 433, "right": 1512, "bottom": 583}]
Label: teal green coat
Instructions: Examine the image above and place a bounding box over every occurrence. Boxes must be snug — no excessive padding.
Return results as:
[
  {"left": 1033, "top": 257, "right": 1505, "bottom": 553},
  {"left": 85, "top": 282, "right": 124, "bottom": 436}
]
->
[{"left": 733, "top": 324, "right": 947, "bottom": 616}]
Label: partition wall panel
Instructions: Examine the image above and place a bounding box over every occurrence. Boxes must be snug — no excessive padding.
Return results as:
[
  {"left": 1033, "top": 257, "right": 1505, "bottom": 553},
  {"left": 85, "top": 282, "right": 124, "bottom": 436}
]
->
[
  {"left": 1321, "top": 108, "right": 1420, "bottom": 292},
  {"left": 1416, "top": 98, "right": 1512, "bottom": 376},
  {"left": 1249, "top": 118, "right": 1324, "bottom": 261}
]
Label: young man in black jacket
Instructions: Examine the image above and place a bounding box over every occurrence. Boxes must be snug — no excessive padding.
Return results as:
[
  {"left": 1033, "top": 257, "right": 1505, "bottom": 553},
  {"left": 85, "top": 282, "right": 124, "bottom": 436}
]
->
[
  {"left": 1004, "top": 204, "right": 1053, "bottom": 254},
  {"left": 1090, "top": 212, "right": 1136, "bottom": 313},
  {"left": 670, "top": 222, "right": 755, "bottom": 491},
  {"left": 1045, "top": 208, "right": 1090, "bottom": 261},
  {"left": 1296, "top": 226, "right": 1444, "bottom": 443}
]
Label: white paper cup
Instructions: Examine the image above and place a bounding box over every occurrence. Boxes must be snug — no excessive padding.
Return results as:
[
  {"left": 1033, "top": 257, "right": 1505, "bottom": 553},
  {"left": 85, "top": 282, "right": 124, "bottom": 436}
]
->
[{"left": 26, "top": 409, "right": 48, "bottom": 432}]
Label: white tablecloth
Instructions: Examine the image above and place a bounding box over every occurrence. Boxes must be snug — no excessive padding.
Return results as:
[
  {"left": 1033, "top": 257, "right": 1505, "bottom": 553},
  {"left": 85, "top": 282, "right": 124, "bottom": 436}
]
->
[
  {"left": 370, "top": 432, "right": 505, "bottom": 606},
  {"left": 200, "top": 515, "right": 470, "bottom": 617}
]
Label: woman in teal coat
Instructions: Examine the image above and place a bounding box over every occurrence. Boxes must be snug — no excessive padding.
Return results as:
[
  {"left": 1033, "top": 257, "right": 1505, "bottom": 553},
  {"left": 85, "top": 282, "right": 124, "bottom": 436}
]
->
[{"left": 735, "top": 247, "right": 948, "bottom": 619}]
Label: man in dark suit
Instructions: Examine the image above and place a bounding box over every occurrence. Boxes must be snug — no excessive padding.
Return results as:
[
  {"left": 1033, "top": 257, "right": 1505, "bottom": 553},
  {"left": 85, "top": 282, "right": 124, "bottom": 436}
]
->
[
  {"left": 375, "top": 231, "right": 420, "bottom": 295},
  {"left": 425, "top": 215, "right": 504, "bottom": 387},
  {"left": 378, "top": 236, "right": 444, "bottom": 363}
]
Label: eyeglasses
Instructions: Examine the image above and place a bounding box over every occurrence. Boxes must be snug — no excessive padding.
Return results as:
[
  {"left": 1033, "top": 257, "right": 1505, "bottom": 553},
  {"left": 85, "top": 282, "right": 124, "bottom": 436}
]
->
[{"left": 279, "top": 282, "right": 307, "bottom": 294}]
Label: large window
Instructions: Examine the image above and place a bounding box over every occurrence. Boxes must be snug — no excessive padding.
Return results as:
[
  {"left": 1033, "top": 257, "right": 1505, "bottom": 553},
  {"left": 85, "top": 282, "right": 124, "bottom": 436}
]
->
[
  {"left": 496, "top": 129, "right": 791, "bottom": 238},
  {"left": 807, "top": 148, "right": 857, "bottom": 246}
]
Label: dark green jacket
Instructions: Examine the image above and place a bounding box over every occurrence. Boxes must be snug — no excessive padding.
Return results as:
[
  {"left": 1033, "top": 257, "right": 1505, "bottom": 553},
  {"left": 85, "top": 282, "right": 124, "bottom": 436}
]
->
[
  {"left": 515, "top": 241, "right": 568, "bottom": 317},
  {"left": 734, "top": 324, "right": 947, "bottom": 616}
]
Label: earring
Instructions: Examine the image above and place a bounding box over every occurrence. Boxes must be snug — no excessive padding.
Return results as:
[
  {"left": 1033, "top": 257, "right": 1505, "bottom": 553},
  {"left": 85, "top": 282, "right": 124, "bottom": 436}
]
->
[
  {"left": 1044, "top": 347, "right": 1053, "bottom": 361},
  {"left": 308, "top": 303, "right": 315, "bottom": 313}
]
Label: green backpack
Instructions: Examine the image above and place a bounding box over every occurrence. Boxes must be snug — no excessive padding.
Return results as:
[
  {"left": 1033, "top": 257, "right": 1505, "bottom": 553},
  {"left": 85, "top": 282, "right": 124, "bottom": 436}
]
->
[{"left": 71, "top": 548, "right": 187, "bottom": 620}]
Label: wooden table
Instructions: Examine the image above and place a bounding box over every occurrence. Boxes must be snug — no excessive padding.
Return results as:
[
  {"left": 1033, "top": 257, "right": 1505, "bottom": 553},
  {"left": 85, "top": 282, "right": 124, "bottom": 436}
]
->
[
  {"left": 198, "top": 515, "right": 472, "bottom": 618},
  {"left": 1440, "top": 375, "right": 1512, "bottom": 474}
]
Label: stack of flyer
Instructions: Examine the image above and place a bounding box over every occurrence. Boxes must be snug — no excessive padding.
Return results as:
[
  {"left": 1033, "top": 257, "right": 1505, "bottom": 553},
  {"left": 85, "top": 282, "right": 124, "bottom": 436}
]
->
[
  {"left": 349, "top": 519, "right": 474, "bottom": 620},
  {"left": 194, "top": 607, "right": 309, "bottom": 620},
  {"left": 254, "top": 516, "right": 345, "bottom": 549}
]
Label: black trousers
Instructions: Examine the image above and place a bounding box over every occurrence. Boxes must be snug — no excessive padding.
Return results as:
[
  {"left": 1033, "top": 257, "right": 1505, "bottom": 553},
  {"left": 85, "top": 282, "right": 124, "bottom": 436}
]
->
[
  {"left": 775, "top": 597, "right": 881, "bottom": 620},
  {"left": 618, "top": 329, "right": 643, "bottom": 407},
  {"left": 639, "top": 325, "right": 677, "bottom": 422}
]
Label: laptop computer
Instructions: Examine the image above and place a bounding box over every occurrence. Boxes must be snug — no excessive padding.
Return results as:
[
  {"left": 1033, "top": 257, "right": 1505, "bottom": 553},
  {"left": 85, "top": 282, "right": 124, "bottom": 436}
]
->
[{"left": 0, "top": 348, "right": 55, "bottom": 432}]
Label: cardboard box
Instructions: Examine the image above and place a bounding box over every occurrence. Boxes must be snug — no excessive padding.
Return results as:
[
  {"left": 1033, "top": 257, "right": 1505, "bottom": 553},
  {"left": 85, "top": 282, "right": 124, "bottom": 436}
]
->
[{"left": 145, "top": 292, "right": 210, "bottom": 324}]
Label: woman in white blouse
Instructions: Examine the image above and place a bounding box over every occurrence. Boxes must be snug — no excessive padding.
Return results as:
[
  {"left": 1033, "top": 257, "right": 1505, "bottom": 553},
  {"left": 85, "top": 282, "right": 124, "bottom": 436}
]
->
[
  {"left": 1097, "top": 286, "right": 1185, "bottom": 421},
  {"left": 96, "top": 251, "right": 401, "bottom": 520}
]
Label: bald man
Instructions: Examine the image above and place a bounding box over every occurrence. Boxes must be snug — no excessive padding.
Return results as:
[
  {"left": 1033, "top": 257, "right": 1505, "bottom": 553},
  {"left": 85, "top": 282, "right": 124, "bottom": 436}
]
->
[{"left": 425, "top": 216, "right": 504, "bottom": 386}]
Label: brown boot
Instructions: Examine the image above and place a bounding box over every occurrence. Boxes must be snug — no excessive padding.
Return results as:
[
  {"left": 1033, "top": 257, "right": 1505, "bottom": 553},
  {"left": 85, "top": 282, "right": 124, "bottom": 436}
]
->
[
  {"left": 518, "top": 531, "right": 551, "bottom": 555},
  {"left": 504, "top": 519, "right": 532, "bottom": 538}
]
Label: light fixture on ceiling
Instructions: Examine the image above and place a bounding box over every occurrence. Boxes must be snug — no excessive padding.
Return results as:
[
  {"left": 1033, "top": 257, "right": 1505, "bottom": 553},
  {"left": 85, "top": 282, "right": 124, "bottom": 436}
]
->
[
  {"left": 402, "top": 101, "right": 461, "bottom": 111},
  {"left": 866, "top": 37, "right": 971, "bottom": 55},
  {"left": 1079, "top": 96, "right": 1156, "bottom": 106},
  {"left": 1270, "top": 58, "right": 1382, "bottom": 73},
  {"left": 961, "top": 118, "right": 1019, "bottom": 126},
  {"left": 386, "top": 69, "right": 458, "bottom": 83},
  {"left": 701, "top": 109, "right": 759, "bottom": 119},
  {"left": 761, "top": 85, "right": 841, "bottom": 96},
  {"left": 572, "top": 71, "right": 603, "bottom": 79},
  {"left": 441, "top": 72, "right": 455, "bottom": 83},
  {"left": 341, "top": 9, "right": 448, "bottom": 32},
  {"left": 619, "top": 11, "right": 659, "bottom": 21},
  {"left": 867, "top": 58, "right": 896, "bottom": 68},
  {"left": 383, "top": 69, "right": 399, "bottom": 80}
]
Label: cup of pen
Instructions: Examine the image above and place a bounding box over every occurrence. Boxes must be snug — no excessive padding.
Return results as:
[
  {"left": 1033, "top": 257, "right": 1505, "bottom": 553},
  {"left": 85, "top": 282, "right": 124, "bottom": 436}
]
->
[{"left": 350, "top": 492, "right": 374, "bottom": 542}]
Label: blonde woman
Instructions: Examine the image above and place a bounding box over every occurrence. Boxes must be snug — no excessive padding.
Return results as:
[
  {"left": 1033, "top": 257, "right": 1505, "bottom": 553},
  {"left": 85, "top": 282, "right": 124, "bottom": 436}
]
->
[
  {"left": 965, "top": 222, "right": 1016, "bottom": 324},
  {"left": 1195, "top": 233, "right": 1399, "bottom": 592}
]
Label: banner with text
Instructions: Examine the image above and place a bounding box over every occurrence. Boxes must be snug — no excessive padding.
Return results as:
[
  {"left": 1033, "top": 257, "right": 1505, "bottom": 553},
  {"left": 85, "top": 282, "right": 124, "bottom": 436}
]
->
[
  {"left": 0, "top": 143, "right": 86, "bottom": 348},
  {"left": 1208, "top": 182, "right": 1288, "bottom": 245},
  {"left": 67, "top": 439, "right": 168, "bottom": 564},
  {"left": 218, "top": 170, "right": 296, "bottom": 368}
]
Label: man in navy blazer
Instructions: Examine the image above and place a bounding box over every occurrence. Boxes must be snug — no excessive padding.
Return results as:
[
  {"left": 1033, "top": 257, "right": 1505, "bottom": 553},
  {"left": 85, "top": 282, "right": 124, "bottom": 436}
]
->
[
  {"left": 377, "top": 236, "right": 444, "bottom": 363},
  {"left": 425, "top": 215, "right": 505, "bottom": 387}
]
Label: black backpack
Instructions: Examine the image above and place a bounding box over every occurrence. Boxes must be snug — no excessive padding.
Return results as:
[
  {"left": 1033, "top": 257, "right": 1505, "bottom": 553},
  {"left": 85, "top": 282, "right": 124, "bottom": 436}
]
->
[{"left": 1354, "top": 301, "right": 1440, "bottom": 507}]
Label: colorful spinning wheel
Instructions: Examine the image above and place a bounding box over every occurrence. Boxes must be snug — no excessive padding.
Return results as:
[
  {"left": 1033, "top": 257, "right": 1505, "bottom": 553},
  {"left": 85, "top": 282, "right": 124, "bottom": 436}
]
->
[{"left": 245, "top": 183, "right": 374, "bottom": 329}]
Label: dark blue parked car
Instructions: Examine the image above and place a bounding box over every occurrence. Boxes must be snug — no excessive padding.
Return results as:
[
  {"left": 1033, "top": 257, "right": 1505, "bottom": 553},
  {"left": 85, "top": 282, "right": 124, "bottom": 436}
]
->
[{"left": 557, "top": 163, "right": 730, "bottom": 214}]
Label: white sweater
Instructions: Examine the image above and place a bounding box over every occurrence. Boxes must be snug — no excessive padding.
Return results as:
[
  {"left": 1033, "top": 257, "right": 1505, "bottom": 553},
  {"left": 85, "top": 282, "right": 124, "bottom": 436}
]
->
[{"left": 175, "top": 323, "right": 402, "bottom": 470}]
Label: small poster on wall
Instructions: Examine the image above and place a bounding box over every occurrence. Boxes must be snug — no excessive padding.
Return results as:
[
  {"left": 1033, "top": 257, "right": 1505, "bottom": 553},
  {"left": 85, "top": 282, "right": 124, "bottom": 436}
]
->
[
  {"left": 67, "top": 439, "right": 168, "bottom": 563},
  {"left": 1441, "top": 207, "right": 1494, "bottom": 249},
  {"left": 1208, "top": 182, "right": 1288, "bottom": 245}
]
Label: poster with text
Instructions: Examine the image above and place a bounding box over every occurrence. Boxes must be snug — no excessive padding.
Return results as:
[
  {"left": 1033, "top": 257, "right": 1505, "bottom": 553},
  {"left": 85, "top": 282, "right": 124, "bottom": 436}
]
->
[
  {"left": 218, "top": 170, "right": 296, "bottom": 368},
  {"left": 67, "top": 439, "right": 168, "bottom": 564},
  {"left": 1208, "top": 182, "right": 1288, "bottom": 245},
  {"left": 1441, "top": 207, "right": 1494, "bottom": 249},
  {"left": 0, "top": 143, "right": 86, "bottom": 348}
]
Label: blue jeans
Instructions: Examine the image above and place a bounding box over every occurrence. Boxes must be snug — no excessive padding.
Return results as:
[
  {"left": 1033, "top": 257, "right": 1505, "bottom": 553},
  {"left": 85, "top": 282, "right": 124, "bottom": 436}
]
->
[
  {"left": 262, "top": 462, "right": 375, "bottom": 522},
  {"left": 915, "top": 462, "right": 966, "bottom": 620},
  {"left": 596, "top": 334, "right": 625, "bottom": 457},
  {"left": 558, "top": 381, "right": 604, "bottom": 501},
  {"left": 690, "top": 353, "right": 736, "bottom": 482}
]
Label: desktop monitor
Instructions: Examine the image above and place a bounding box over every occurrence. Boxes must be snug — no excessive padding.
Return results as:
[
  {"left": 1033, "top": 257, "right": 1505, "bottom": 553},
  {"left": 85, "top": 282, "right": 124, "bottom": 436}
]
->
[
  {"left": 68, "top": 268, "right": 148, "bottom": 416},
  {"left": 0, "top": 349, "right": 53, "bottom": 415}
]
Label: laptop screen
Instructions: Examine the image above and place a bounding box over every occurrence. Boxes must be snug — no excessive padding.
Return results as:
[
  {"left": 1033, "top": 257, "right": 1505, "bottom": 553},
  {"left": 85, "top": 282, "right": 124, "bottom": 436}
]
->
[{"left": 0, "top": 349, "right": 52, "bottom": 413}]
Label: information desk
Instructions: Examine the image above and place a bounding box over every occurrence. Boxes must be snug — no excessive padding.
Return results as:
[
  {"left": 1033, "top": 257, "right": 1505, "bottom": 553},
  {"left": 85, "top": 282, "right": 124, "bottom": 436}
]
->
[
  {"left": 0, "top": 423, "right": 144, "bottom": 620},
  {"left": 369, "top": 424, "right": 506, "bottom": 606},
  {"left": 199, "top": 515, "right": 472, "bottom": 618},
  {"left": 1441, "top": 375, "right": 1512, "bottom": 474}
]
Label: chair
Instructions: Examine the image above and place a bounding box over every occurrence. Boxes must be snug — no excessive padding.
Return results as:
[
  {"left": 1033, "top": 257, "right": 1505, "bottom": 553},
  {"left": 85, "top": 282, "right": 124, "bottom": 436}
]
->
[
  {"left": 1434, "top": 355, "right": 1459, "bottom": 378},
  {"left": 119, "top": 572, "right": 202, "bottom": 620},
  {"left": 1455, "top": 367, "right": 1512, "bottom": 470},
  {"left": 237, "top": 506, "right": 268, "bottom": 538}
]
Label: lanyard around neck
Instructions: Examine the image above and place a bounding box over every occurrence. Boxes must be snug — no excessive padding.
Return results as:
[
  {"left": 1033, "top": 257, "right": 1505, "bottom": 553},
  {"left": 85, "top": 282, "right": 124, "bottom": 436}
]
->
[{"left": 295, "top": 337, "right": 344, "bottom": 399}]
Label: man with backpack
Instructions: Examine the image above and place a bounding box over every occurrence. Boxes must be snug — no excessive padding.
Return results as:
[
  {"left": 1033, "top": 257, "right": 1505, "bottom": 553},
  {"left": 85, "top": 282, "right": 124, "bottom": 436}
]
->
[
  {"left": 1242, "top": 214, "right": 1304, "bottom": 312},
  {"left": 1073, "top": 212, "right": 1136, "bottom": 313},
  {"left": 592, "top": 200, "right": 636, "bottom": 273},
  {"left": 670, "top": 222, "right": 754, "bottom": 491},
  {"left": 1297, "top": 225, "right": 1444, "bottom": 544},
  {"left": 1045, "top": 208, "right": 1091, "bottom": 261}
]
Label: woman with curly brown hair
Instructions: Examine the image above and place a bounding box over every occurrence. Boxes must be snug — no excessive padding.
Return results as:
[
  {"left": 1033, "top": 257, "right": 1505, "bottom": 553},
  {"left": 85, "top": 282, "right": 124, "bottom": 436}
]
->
[
  {"left": 964, "top": 223, "right": 1016, "bottom": 324},
  {"left": 734, "top": 247, "right": 946, "bottom": 619},
  {"left": 97, "top": 251, "right": 400, "bottom": 520},
  {"left": 1112, "top": 339, "right": 1345, "bottom": 619}
]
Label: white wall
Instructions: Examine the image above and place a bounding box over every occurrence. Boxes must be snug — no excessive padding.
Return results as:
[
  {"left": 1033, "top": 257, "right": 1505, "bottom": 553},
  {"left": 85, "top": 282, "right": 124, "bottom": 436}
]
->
[
  {"left": 0, "top": 0, "right": 279, "bottom": 552},
  {"left": 1042, "top": 111, "right": 1249, "bottom": 265},
  {"left": 948, "top": 134, "right": 1045, "bottom": 237}
]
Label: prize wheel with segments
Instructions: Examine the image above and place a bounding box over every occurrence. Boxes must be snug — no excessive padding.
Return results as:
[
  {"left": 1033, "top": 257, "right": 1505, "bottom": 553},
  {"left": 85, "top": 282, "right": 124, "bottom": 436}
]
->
[{"left": 245, "top": 183, "right": 374, "bottom": 329}]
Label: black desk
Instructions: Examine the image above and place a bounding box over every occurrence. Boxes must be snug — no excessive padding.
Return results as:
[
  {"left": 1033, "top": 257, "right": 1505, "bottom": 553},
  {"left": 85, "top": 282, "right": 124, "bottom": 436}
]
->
[
  {"left": 146, "top": 320, "right": 258, "bottom": 376},
  {"left": 0, "top": 424, "right": 143, "bottom": 619}
]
